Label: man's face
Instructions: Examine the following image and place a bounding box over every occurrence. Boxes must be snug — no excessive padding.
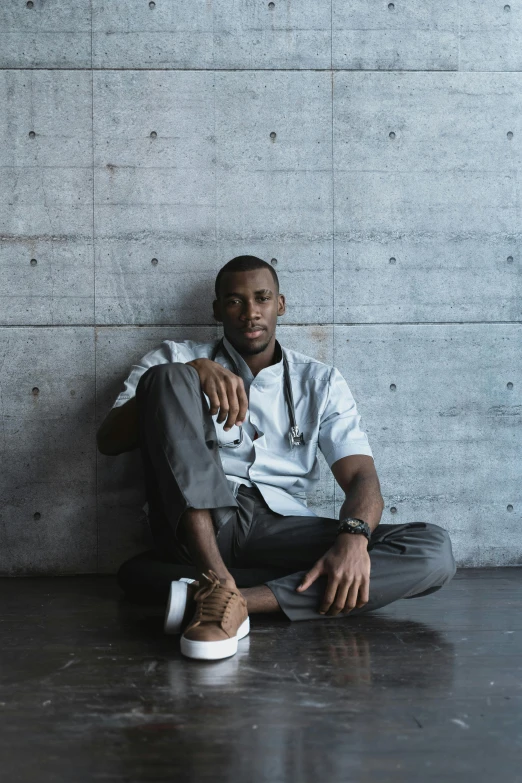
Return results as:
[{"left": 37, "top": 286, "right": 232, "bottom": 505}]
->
[{"left": 213, "top": 268, "right": 286, "bottom": 356}]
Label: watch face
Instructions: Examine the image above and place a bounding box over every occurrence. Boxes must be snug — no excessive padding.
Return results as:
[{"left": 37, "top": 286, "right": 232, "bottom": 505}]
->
[{"left": 338, "top": 519, "right": 370, "bottom": 542}]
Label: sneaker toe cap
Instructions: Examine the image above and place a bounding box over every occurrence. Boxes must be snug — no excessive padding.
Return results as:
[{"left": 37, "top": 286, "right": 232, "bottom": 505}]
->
[{"left": 182, "top": 624, "right": 230, "bottom": 642}]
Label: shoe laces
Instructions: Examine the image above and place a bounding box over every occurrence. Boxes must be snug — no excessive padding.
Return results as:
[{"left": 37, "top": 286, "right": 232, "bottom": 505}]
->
[{"left": 192, "top": 569, "right": 242, "bottom": 625}]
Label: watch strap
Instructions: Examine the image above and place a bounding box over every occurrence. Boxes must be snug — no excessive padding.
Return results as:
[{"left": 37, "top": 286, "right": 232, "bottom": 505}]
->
[{"left": 337, "top": 517, "right": 372, "bottom": 542}]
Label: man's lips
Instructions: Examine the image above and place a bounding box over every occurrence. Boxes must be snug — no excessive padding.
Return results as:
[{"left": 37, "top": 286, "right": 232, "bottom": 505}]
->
[{"left": 241, "top": 327, "right": 265, "bottom": 335}]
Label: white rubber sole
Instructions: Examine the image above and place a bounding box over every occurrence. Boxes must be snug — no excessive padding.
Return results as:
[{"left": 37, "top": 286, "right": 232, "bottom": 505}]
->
[
  {"left": 180, "top": 616, "right": 250, "bottom": 660},
  {"left": 163, "top": 578, "right": 196, "bottom": 635}
]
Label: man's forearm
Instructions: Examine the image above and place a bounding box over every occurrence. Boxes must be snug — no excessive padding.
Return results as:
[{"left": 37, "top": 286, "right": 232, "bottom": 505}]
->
[{"left": 338, "top": 472, "right": 384, "bottom": 534}]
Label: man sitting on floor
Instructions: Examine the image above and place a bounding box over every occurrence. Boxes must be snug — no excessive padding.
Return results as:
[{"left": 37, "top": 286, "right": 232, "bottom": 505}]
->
[{"left": 96, "top": 255, "right": 457, "bottom": 662}]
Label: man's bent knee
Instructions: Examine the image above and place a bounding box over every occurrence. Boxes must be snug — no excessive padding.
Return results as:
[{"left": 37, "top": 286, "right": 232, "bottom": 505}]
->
[
  {"left": 136, "top": 362, "right": 200, "bottom": 396},
  {"left": 424, "top": 523, "right": 457, "bottom": 584}
]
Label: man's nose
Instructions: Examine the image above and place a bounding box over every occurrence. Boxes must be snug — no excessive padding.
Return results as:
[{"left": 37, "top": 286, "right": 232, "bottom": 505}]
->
[{"left": 240, "top": 301, "right": 259, "bottom": 319}]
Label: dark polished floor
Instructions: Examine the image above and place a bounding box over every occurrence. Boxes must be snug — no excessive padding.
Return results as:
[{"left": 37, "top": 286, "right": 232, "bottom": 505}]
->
[{"left": 0, "top": 568, "right": 521, "bottom": 783}]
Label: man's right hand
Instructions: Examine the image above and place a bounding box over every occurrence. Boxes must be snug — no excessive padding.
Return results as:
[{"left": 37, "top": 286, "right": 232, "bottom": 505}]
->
[{"left": 186, "top": 359, "right": 248, "bottom": 431}]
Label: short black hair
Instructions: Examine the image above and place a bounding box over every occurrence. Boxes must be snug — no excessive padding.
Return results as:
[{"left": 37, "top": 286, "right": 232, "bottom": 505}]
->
[{"left": 214, "top": 255, "right": 280, "bottom": 299}]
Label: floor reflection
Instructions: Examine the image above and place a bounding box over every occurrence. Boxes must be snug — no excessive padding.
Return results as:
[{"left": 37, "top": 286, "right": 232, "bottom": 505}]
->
[
  {"left": 5, "top": 572, "right": 520, "bottom": 783},
  {"left": 111, "top": 610, "right": 456, "bottom": 782}
]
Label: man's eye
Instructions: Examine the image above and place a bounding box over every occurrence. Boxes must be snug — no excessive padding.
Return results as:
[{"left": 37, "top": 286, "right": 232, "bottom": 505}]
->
[{"left": 228, "top": 297, "right": 270, "bottom": 304}]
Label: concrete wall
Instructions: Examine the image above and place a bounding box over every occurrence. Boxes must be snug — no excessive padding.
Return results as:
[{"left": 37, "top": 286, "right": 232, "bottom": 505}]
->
[{"left": 0, "top": 0, "right": 520, "bottom": 575}]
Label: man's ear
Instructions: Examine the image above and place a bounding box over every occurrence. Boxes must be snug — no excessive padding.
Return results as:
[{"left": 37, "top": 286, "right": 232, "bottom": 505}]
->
[
  {"left": 278, "top": 294, "right": 286, "bottom": 316},
  {"left": 212, "top": 299, "right": 222, "bottom": 323}
]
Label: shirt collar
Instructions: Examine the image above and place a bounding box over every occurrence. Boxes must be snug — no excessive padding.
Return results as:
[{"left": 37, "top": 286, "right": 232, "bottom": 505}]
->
[{"left": 222, "top": 334, "right": 284, "bottom": 385}]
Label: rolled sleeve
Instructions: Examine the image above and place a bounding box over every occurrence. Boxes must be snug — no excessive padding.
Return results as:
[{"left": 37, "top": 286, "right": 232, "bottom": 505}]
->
[
  {"left": 111, "top": 341, "right": 177, "bottom": 409},
  {"left": 318, "top": 366, "right": 373, "bottom": 469}
]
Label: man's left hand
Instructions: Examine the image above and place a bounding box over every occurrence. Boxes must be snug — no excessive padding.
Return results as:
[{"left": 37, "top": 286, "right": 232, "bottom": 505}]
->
[{"left": 295, "top": 535, "right": 371, "bottom": 616}]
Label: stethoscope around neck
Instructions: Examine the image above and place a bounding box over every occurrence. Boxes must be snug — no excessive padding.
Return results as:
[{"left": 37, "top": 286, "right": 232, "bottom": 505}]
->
[{"left": 210, "top": 336, "right": 305, "bottom": 448}]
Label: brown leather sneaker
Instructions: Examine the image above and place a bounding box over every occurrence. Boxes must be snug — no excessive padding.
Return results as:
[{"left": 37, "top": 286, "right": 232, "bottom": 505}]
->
[{"left": 180, "top": 570, "right": 250, "bottom": 660}]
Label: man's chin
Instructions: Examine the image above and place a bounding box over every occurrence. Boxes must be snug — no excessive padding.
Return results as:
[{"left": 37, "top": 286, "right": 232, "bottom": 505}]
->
[
  {"left": 238, "top": 338, "right": 271, "bottom": 356},
  {"left": 233, "top": 332, "right": 271, "bottom": 355}
]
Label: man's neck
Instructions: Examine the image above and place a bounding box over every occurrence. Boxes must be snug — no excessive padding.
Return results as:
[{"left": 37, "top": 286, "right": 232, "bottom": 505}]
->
[{"left": 225, "top": 335, "right": 281, "bottom": 378}]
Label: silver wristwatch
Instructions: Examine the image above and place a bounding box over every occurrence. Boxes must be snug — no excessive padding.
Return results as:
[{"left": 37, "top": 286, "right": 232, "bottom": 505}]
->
[{"left": 337, "top": 517, "right": 371, "bottom": 543}]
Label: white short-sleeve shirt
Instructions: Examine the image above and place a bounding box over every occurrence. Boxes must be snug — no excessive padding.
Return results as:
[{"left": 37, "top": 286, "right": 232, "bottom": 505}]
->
[{"left": 112, "top": 335, "right": 373, "bottom": 518}]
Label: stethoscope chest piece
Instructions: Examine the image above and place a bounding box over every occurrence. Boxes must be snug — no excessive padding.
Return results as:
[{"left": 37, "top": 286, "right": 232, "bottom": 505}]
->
[{"left": 289, "top": 426, "right": 305, "bottom": 448}]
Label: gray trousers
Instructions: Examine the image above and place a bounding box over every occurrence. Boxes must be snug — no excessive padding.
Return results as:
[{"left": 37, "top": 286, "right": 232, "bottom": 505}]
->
[{"left": 135, "top": 362, "right": 457, "bottom": 622}]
